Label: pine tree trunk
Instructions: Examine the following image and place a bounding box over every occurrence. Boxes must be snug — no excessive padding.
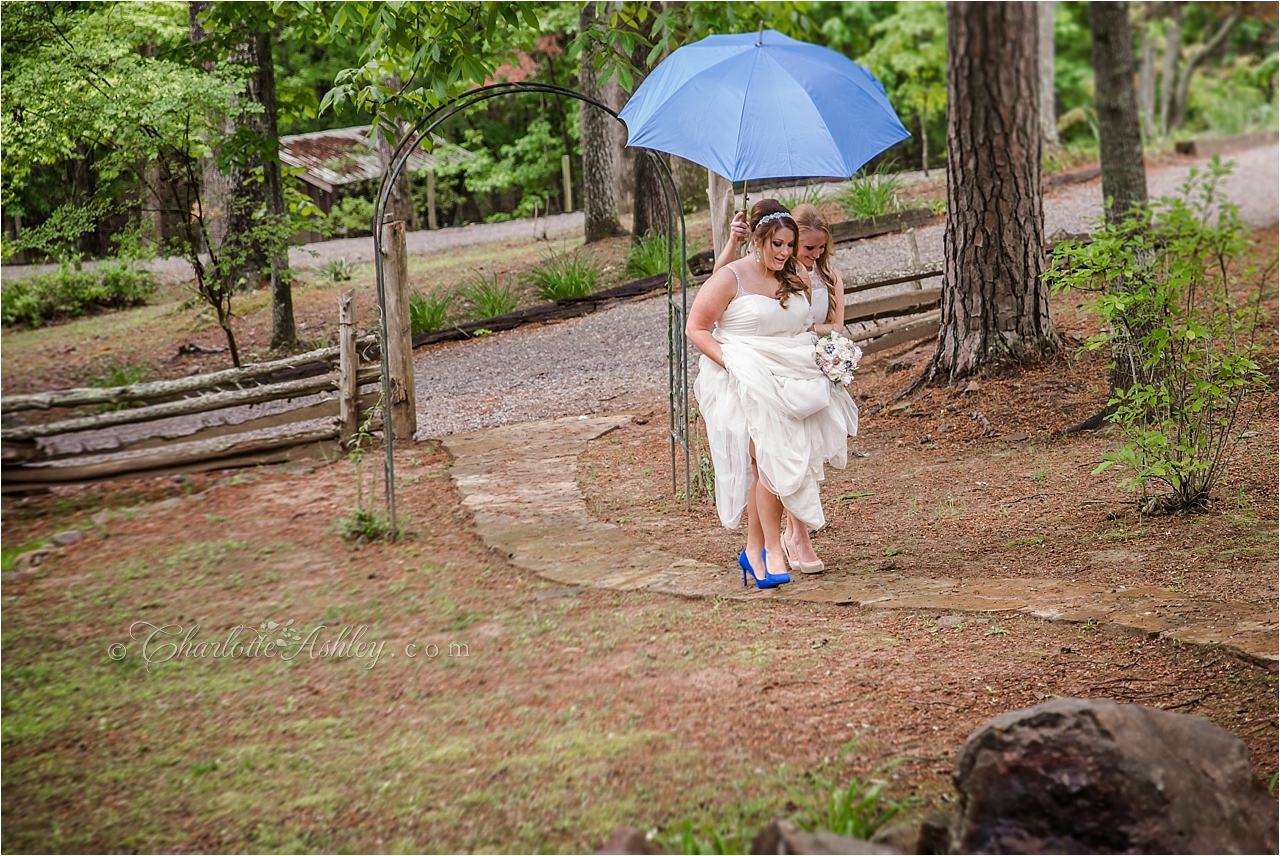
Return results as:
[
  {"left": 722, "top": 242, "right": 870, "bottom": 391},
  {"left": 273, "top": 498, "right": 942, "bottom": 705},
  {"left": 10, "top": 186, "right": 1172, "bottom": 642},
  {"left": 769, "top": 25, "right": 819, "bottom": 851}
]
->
[
  {"left": 1038, "top": 1, "right": 1060, "bottom": 151},
  {"left": 925, "top": 2, "right": 1055, "bottom": 384},
  {"left": 1091, "top": 2, "right": 1152, "bottom": 400},
  {"left": 376, "top": 123, "right": 417, "bottom": 231},
  {"left": 1091, "top": 1, "right": 1149, "bottom": 225},
  {"left": 578, "top": 4, "right": 621, "bottom": 243}
]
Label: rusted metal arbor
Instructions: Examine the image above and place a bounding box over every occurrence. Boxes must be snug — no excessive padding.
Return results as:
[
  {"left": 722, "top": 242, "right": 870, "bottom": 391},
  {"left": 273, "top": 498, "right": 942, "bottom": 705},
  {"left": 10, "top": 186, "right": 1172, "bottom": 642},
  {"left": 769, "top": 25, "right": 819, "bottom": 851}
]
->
[{"left": 371, "top": 82, "right": 692, "bottom": 538}]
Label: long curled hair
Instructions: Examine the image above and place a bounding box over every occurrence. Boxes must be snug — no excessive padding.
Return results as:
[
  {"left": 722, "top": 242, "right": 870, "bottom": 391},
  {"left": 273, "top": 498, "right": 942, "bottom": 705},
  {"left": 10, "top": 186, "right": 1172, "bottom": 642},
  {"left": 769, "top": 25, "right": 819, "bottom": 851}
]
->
[
  {"left": 749, "top": 199, "right": 808, "bottom": 308},
  {"left": 791, "top": 203, "right": 838, "bottom": 325}
]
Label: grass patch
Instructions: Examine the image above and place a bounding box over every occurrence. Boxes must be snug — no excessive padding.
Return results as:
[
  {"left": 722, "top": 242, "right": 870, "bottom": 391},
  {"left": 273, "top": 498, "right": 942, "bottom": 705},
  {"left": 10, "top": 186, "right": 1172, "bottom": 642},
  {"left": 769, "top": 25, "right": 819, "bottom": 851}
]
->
[
  {"left": 625, "top": 231, "right": 672, "bottom": 280},
  {"left": 776, "top": 183, "right": 825, "bottom": 210},
  {"left": 408, "top": 288, "right": 452, "bottom": 335},
  {"left": 525, "top": 249, "right": 602, "bottom": 301},
  {"left": 460, "top": 271, "right": 518, "bottom": 320},
  {"left": 837, "top": 163, "right": 902, "bottom": 220}
]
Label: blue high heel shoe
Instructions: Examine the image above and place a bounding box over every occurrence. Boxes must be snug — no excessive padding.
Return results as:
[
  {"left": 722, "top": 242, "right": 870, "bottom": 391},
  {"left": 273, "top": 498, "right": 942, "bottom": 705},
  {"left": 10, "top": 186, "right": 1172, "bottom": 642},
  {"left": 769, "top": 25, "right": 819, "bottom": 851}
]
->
[{"left": 740, "top": 549, "right": 790, "bottom": 589}]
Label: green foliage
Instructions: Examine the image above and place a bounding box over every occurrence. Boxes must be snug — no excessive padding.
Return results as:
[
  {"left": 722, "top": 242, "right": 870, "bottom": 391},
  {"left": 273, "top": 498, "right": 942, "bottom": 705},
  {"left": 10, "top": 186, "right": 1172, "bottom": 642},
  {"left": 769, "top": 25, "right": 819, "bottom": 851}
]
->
[
  {"left": 2, "top": 202, "right": 107, "bottom": 265},
  {"left": 1046, "top": 160, "right": 1267, "bottom": 511},
  {"left": 335, "top": 507, "right": 393, "bottom": 543},
  {"left": 323, "top": 196, "right": 377, "bottom": 239},
  {"left": 813, "top": 774, "right": 902, "bottom": 841},
  {"left": 524, "top": 249, "right": 602, "bottom": 301},
  {"left": 1187, "top": 55, "right": 1280, "bottom": 137},
  {"left": 89, "top": 356, "right": 148, "bottom": 389},
  {"left": 460, "top": 272, "right": 518, "bottom": 319},
  {"left": 837, "top": 162, "right": 902, "bottom": 219},
  {"left": 858, "top": 2, "right": 946, "bottom": 139},
  {"left": 408, "top": 289, "right": 452, "bottom": 335},
  {"left": 625, "top": 231, "right": 672, "bottom": 280},
  {"left": 324, "top": 257, "right": 355, "bottom": 283},
  {"left": 775, "top": 184, "right": 826, "bottom": 211},
  {"left": 673, "top": 819, "right": 751, "bottom": 855},
  {"left": 0, "top": 262, "right": 158, "bottom": 328}
]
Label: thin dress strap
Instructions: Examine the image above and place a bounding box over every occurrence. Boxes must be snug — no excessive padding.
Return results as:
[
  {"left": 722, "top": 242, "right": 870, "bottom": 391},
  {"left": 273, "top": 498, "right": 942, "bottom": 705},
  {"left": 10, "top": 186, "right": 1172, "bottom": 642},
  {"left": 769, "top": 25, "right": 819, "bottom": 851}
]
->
[{"left": 730, "top": 266, "right": 748, "bottom": 297}]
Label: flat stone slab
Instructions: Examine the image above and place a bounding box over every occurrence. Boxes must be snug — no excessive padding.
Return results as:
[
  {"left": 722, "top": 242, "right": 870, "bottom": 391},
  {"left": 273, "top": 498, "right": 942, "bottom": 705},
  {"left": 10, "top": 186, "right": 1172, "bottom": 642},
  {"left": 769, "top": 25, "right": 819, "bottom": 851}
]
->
[{"left": 442, "top": 415, "right": 1278, "bottom": 671}]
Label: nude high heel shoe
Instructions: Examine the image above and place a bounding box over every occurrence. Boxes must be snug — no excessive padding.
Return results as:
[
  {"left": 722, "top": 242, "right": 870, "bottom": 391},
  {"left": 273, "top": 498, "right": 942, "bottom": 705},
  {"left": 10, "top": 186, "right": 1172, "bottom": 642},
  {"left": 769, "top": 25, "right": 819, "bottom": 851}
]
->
[{"left": 782, "top": 535, "right": 825, "bottom": 574}]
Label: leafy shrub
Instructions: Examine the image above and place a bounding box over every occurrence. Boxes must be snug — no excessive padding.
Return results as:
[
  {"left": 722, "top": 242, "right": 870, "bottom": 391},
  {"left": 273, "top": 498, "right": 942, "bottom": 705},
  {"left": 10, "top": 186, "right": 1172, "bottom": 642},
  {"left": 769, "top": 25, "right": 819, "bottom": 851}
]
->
[
  {"left": 524, "top": 249, "right": 601, "bottom": 301},
  {"left": 625, "top": 231, "right": 672, "bottom": 280},
  {"left": 335, "top": 507, "right": 392, "bottom": 542},
  {"left": 837, "top": 163, "right": 901, "bottom": 220},
  {"left": 1187, "top": 56, "right": 1280, "bottom": 137},
  {"left": 323, "top": 196, "right": 377, "bottom": 238},
  {"left": 1, "top": 261, "right": 158, "bottom": 327},
  {"left": 460, "top": 271, "right": 518, "bottom": 319},
  {"left": 408, "top": 289, "right": 452, "bottom": 335},
  {"left": 1047, "top": 159, "right": 1267, "bottom": 511}
]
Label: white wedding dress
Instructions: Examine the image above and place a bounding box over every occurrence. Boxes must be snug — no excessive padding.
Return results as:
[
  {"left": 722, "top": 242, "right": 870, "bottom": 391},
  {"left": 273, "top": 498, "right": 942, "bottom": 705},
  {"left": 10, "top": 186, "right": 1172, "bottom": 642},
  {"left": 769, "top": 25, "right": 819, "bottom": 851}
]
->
[{"left": 694, "top": 270, "right": 859, "bottom": 531}]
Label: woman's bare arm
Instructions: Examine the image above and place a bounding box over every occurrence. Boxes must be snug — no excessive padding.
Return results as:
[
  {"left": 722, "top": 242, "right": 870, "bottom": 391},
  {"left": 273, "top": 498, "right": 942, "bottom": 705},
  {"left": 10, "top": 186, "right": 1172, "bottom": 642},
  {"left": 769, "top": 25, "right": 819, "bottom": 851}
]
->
[
  {"left": 685, "top": 266, "right": 739, "bottom": 369},
  {"left": 814, "top": 267, "right": 846, "bottom": 336},
  {"left": 711, "top": 211, "right": 750, "bottom": 273}
]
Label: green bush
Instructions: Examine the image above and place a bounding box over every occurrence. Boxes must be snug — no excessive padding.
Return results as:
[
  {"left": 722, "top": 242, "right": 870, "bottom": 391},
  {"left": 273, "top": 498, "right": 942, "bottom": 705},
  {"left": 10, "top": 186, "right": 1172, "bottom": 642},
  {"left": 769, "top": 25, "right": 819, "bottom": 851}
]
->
[
  {"left": 323, "top": 196, "right": 377, "bottom": 238},
  {"left": 837, "top": 162, "right": 902, "bottom": 220},
  {"left": 524, "top": 249, "right": 602, "bottom": 301},
  {"left": 625, "top": 231, "right": 672, "bottom": 280},
  {"left": 1047, "top": 159, "right": 1267, "bottom": 512},
  {"left": 460, "top": 271, "right": 518, "bottom": 319},
  {"left": 408, "top": 288, "right": 452, "bottom": 335},
  {"left": 1, "top": 261, "right": 158, "bottom": 327}
]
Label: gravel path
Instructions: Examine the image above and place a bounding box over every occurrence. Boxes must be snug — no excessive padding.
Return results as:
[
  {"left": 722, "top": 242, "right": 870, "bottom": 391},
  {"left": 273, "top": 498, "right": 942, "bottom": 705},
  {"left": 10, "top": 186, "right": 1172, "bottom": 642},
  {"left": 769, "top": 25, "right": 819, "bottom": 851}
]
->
[
  {"left": 1, "top": 212, "right": 585, "bottom": 282},
  {"left": 413, "top": 145, "right": 1279, "bottom": 439}
]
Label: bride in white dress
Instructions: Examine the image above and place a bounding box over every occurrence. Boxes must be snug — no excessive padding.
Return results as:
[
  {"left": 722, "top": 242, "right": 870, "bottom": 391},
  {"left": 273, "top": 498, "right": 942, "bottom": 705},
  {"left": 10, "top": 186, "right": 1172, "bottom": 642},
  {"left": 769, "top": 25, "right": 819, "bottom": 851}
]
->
[{"left": 687, "top": 200, "right": 859, "bottom": 589}]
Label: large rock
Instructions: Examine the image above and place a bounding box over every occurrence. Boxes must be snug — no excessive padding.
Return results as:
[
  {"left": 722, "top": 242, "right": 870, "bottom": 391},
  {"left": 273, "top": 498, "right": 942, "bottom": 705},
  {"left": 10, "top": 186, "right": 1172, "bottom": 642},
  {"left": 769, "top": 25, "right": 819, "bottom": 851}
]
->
[{"left": 952, "top": 697, "right": 1277, "bottom": 854}]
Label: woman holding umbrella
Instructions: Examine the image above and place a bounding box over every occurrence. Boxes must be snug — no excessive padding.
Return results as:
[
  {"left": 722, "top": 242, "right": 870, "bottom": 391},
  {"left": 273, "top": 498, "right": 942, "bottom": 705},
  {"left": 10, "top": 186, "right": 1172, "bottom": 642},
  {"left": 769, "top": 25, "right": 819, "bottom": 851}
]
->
[
  {"left": 714, "top": 202, "right": 852, "bottom": 575},
  {"left": 688, "top": 200, "right": 859, "bottom": 589}
]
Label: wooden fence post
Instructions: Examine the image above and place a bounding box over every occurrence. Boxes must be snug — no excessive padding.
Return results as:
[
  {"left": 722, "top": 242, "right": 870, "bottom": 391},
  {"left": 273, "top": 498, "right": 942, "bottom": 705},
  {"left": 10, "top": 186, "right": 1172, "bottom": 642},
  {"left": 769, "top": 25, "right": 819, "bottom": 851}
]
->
[
  {"left": 426, "top": 171, "right": 438, "bottom": 230},
  {"left": 906, "top": 227, "right": 923, "bottom": 290},
  {"left": 561, "top": 154, "right": 573, "bottom": 212},
  {"left": 380, "top": 220, "right": 418, "bottom": 442},
  {"left": 338, "top": 289, "right": 358, "bottom": 446}
]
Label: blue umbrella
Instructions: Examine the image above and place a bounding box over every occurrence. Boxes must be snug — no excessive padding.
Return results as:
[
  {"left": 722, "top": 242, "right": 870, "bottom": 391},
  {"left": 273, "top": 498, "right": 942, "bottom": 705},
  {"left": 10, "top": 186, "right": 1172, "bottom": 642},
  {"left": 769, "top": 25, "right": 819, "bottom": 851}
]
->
[{"left": 618, "top": 28, "right": 909, "bottom": 184}]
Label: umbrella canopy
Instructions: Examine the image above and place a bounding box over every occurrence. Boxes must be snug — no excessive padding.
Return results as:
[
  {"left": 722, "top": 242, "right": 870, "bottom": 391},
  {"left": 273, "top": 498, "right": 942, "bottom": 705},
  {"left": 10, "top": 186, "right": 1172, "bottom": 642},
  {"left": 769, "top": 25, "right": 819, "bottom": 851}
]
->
[{"left": 618, "top": 29, "right": 909, "bottom": 183}]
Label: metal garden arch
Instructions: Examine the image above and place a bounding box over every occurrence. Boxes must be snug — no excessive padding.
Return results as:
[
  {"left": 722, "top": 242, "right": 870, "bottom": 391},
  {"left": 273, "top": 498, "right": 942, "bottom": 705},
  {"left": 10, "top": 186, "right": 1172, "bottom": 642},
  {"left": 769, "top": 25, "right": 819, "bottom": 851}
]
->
[{"left": 370, "top": 82, "right": 692, "bottom": 538}]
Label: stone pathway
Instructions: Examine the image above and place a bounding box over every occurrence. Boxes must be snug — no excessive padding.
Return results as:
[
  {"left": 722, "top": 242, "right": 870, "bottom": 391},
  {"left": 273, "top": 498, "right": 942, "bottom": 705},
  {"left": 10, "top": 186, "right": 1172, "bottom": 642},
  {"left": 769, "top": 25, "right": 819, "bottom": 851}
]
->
[{"left": 443, "top": 415, "right": 1278, "bottom": 671}]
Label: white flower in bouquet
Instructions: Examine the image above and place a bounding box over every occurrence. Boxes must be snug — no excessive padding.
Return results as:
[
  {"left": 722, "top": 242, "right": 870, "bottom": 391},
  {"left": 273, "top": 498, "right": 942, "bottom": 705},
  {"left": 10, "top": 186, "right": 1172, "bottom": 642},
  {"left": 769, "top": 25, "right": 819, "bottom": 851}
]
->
[{"left": 814, "top": 332, "right": 862, "bottom": 387}]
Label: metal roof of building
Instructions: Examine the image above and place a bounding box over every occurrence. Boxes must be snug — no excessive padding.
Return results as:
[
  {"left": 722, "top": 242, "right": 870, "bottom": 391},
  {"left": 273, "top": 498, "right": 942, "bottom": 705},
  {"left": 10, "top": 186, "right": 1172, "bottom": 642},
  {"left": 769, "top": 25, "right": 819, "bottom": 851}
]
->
[{"left": 279, "top": 126, "right": 472, "bottom": 193}]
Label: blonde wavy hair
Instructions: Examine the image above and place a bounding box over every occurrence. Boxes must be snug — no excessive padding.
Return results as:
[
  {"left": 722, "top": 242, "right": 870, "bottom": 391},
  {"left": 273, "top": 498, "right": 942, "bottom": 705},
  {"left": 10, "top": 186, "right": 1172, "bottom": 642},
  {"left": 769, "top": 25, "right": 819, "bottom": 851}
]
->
[{"left": 791, "top": 203, "right": 838, "bottom": 325}]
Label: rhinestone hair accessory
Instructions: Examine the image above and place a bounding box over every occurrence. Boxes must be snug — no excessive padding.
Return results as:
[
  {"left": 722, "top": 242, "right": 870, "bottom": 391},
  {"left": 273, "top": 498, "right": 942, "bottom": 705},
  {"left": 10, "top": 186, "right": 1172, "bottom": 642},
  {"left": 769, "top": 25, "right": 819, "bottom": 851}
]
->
[{"left": 754, "top": 211, "right": 790, "bottom": 229}]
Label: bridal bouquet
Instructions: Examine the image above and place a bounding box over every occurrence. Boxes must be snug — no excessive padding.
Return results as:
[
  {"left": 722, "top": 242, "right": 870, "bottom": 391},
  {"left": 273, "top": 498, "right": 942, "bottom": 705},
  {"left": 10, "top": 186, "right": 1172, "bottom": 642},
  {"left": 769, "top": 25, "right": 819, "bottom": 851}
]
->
[{"left": 814, "top": 332, "right": 862, "bottom": 386}]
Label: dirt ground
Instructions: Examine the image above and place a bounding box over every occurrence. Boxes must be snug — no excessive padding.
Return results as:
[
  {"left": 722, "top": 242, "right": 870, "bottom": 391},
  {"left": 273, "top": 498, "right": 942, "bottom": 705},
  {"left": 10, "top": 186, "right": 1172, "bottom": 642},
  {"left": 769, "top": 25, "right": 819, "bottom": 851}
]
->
[{"left": 1, "top": 224, "right": 1276, "bottom": 852}]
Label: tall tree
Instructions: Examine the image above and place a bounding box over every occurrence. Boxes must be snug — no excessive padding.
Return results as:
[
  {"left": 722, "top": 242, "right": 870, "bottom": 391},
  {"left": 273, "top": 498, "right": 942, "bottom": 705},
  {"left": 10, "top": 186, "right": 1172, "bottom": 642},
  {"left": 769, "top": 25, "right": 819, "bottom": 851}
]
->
[
  {"left": 1158, "top": 5, "right": 1183, "bottom": 134},
  {"left": 920, "top": 2, "right": 1055, "bottom": 384},
  {"left": 190, "top": 2, "right": 296, "bottom": 347},
  {"left": 577, "top": 3, "right": 621, "bottom": 243},
  {"left": 1090, "top": 1, "right": 1148, "bottom": 224},
  {"left": 1038, "top": 1, "right": 1060, "bottom": 150}
]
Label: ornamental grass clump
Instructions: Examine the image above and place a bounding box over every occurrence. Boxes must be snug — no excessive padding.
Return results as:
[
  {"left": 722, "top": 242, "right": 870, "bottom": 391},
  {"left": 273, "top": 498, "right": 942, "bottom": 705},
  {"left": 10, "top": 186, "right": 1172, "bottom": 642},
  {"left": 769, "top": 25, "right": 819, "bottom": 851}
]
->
[
  {"left": 524, "top": 249, "right": 602, "bottom": 301},
  {"left": 625, "top": 231, "right": 671, "bottom": 280},
  {"left": 408, "top": 288, "right": 452, "bottom": 335},
  {"left": 1047, "top": 159, "right": 1269, "bottom": 512},
  {"left": 460, "top": 270, "right": 518, "bottom": 319},
  {"left": 837, "top": 162, "right": 901, "bottom": 220}
]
